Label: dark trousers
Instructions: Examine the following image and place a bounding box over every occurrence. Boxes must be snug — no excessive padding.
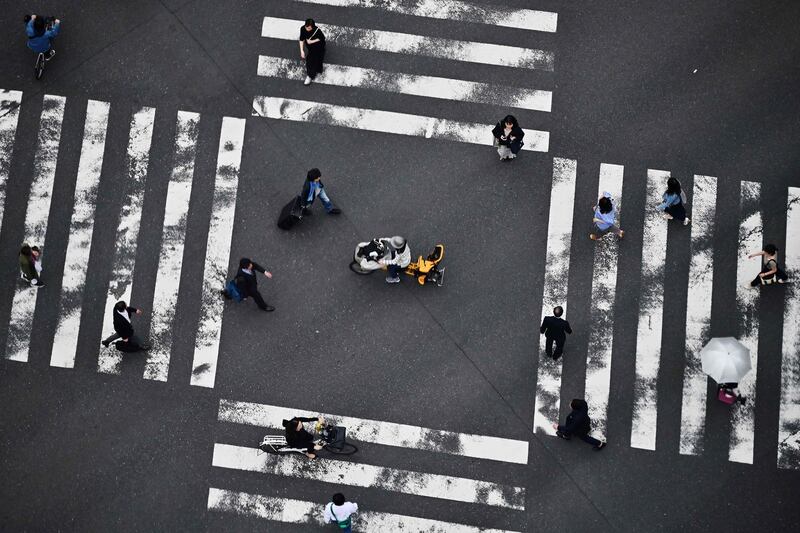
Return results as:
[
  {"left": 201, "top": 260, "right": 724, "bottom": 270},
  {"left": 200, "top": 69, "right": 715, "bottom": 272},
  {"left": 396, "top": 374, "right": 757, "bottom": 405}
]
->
[
  {"left": 558, "top": 427, "right": 601, "bottom": 447},
  {"left": 545, "top": 335, "right": 565, "bottom": 359},
  {"left": 387, "top": 264, "right": 402, "bottom": 279},
  {"left": 250, "top": 290, "right": 270, "bottom": 310}
]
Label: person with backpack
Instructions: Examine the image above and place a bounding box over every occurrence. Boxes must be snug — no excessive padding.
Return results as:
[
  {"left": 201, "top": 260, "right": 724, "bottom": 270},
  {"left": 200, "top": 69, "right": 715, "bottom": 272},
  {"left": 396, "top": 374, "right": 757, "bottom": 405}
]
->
[
  {"left": 552, "top": 399, "right": 606, "bottom": 450},
  {"left": 323, "top": 493, "right": 358, "bottom": 532},
  {"left": 232, "top": 257, "right": 274, "bottom": 312}
]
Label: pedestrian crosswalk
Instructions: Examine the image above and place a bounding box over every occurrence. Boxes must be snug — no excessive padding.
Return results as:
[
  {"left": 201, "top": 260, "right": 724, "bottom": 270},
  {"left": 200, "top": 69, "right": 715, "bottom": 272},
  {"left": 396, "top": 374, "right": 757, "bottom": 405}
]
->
[
  {"left": 533, "top": 159, "right": 800, "bottom": 470},
  {"left": 209, "top": 399, "right": 528, "bottom": 531},
  {"left": 0, "top": 91, "right": 243, "bottom": 389},
  {"left": 254, "top": 1, "right": 556, "bottom": 152}
]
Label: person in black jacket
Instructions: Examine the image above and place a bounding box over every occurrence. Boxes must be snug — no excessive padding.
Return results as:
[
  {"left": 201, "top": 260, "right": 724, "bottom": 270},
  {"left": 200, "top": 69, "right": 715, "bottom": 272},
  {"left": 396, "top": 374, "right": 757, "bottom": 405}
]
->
[
  {"left": 283, "top": 415, "right": 325, "bottom": 458},
  {"left": 491, "top": 115, "right": 525, "bottom": 161},
  {"left": 101, "top": 301, "right": 150, "bottom": 351},
  {"left": 236, "top": 257, "right": 275, "bottom": 312},
  {"left": 553, "top": 399, "right": 606, "bottom": 450},
  {"left": 540, "top": 306, "right": 573, "bottom": 360}
]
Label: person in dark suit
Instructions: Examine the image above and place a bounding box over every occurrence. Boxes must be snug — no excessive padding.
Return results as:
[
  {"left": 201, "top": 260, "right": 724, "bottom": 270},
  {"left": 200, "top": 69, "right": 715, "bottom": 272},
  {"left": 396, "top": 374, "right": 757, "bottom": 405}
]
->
[
  {"left": 101, "top": 301, "right": 150, "bottom": 351},
  {"left": 553, "top": 399, "right": 606, "bottom": 450},
  {"left": 236, "top": 257, "right": 275, "bottom": 312},
  {"left": 540, "top": 306, "right": 572, "bottom": 360}
]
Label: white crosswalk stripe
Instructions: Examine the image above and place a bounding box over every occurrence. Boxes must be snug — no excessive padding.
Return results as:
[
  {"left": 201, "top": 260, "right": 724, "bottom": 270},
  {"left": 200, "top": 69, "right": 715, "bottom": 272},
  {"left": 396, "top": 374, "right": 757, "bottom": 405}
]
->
[
  {"left": 252, "top": 96, "right": 550, "bottom": 152},
  {"left": 0, "top": 90, "right": 23, "bottom": 235},
  {"left": 211, "top": 399, "right": 527, "bottom": 529},
  {"left": 291, "top": 0, "right": 558, "bottom": 33}
]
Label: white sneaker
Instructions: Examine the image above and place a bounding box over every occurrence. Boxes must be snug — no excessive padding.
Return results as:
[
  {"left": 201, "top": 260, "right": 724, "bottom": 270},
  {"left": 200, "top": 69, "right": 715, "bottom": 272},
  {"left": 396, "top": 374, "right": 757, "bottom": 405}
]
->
[
  {"left": 304, "top": 76, "right": 312, "bottom": 85},
  {"left": 683, "top": 217, "right": 691, "bottom": 226},
  {"left": 385, "top": 276, "right": 400, "bottom": 284},
  {"left": 662, "top": 213, "right": 673, "bottom": 220}
]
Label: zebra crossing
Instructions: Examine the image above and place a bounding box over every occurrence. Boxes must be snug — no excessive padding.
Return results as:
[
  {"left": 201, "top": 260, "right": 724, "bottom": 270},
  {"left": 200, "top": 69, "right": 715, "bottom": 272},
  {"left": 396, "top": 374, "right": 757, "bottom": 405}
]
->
[
  {"left": 253, "top": 1, "right": 555, "bottom": 152},
  {"left": 533, "top": 158, "right": 800, "bottom": 470},
  {"left": 0, "top": 89, "right": 242, "bottom": 389},
  {"left": 208, "top": 398, "right": 528, "bottom": 531}
]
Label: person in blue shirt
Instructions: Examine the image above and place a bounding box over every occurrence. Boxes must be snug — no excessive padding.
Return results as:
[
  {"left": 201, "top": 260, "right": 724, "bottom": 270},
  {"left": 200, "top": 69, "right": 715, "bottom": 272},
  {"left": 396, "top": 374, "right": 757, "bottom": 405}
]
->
[
  {"left": 589, "top": 191, "right": 624, "bottom": 240},
  {"left": 25, "top": 15, "right": 61, "bottom": 60},
  {"left": 655, "top": 177, "right": 690, "bottom": 226},
  {"left": 300, "top": 168, "right": 341, "bottom": 215}
]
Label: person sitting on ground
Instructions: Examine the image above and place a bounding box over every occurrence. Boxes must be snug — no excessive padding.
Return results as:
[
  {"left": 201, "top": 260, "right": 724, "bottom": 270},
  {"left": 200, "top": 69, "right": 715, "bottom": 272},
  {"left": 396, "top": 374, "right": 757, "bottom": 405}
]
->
[
  {"left": 283, "top": 415, "right": 325, "bottom": 459},
  {"left": 379, "top": 236, "right": 411, "bottom": 284}
]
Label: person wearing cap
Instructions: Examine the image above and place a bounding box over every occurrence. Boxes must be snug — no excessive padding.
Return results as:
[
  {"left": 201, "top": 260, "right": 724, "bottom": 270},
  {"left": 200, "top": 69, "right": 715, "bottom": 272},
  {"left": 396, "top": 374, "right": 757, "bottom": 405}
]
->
[
  {"left": 379, "top": 236, "right": 411, "bottom": 284},
  {"left": 235, "top": 257, "right": 275, "bottom": 312},
  {"left": 300, "top": 168, "right": 342, "bottom": 215}
]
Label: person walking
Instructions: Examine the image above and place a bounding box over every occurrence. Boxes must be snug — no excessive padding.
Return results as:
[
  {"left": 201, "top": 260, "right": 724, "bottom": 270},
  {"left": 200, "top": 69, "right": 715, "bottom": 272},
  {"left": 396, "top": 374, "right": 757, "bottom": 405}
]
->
[
  {"left": 19, "top": 243, "right": 44, "bottom": 287},
  {"left": 552, "top": 399, "right": 606, "bottom": 450},
  {"left": 101, "top": 301, "right": 150, "bottom": 351},
  {"left": 748, "top": 244, "right": 789, "bottom": 287},
  {"left": 236, "top": 257, "right": 275, "bottom": 311},
  {"left": 323, "top": 493, "right": 358, "bottom": 532},
  {"left": 491, "top": 115, "right": 525, "bottom": 161},
  {"left": 379, "top": 236, "right": 411, "bottom": 284},
  {"left": 589, "top": 192, "right": 624, "bottom": 241},
  {"left": 540, "top": 306, "right": 572, "bottom": 360},
  {"left": 656, "top": 177, "right": 690, "bottom": 225},
  {"left": 301, "top": 168, "right": 342, "bottom": 215},
  {"left": 299, "top": 18, "right": 326, "bottom": 85}
]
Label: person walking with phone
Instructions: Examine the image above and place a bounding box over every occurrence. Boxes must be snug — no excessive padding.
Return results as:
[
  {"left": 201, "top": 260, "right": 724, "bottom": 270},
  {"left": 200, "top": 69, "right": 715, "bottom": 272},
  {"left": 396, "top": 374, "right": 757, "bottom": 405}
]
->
[{"left": 299, "top": 18, "right": 326, "bottom": 85}]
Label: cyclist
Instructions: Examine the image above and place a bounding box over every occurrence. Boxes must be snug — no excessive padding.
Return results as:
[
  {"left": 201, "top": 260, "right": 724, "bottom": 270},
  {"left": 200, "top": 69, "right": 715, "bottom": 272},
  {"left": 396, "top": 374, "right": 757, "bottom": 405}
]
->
[
  {"left": 25, "top": 14, "right": 61, "bottom": 61},
  {"left": 282, "top": 415, "right": 324, "bottom": 459}
]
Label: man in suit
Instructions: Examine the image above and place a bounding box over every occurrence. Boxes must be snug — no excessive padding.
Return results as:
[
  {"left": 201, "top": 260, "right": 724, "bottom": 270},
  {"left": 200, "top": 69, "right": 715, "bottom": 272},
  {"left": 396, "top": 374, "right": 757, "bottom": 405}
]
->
[
  {"left": 101, "top": 300, "right": 150, "bottom": 351},
  {"left": 540, "top": 305, "right": 572, "bottom": 360},
  {"left": 236, "top": 257, "right": 275, "bottom": 312}
]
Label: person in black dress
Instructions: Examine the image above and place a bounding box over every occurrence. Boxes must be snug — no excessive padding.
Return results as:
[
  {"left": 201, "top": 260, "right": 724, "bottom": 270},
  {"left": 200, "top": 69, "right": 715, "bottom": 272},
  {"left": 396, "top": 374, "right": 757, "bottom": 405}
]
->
[
  {"left": 748, "top": 243, "right": 789, "bottom": 286},
  {"left": 299, "top": 18, "right": 325, "bottom": 85},
  {"left": 283, "top": 415, "right": 324, "bottom": 458}
]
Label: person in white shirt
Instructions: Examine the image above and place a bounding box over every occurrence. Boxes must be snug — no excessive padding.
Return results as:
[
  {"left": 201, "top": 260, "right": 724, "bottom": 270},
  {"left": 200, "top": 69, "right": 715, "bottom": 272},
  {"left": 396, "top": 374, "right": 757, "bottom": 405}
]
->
[
  {"left": 379, "top": 236, "right": 411, "bottom": 284},
  {"left": 323, "top": 493, "right": 358, "bottom": 532}
]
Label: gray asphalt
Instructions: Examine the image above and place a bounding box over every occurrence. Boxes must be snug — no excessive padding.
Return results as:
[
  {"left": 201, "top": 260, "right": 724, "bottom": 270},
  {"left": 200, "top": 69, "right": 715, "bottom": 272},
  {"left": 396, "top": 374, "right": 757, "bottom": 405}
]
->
[{"left": 1, "top": 0, "right": 800, "bottom": 531}]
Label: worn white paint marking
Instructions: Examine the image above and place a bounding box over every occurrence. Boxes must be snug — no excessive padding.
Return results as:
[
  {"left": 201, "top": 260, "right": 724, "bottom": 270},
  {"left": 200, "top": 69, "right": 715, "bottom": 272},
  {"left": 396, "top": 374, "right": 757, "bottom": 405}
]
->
[
  {"left": 533, "top": 158, "right": 576, "bottom": 435},
  {"left": 212, "top": 443, "right": 525, "bottom": 509},
  {"left": 218, "top": 399, "right": 529, "bottom": 464},
  {"left": 5, "top": 95, "right": 66, "bottom": 362},
  {"left": 208, "top": 488, "right": 520, "bottom": 533},
  {"left": 97, "top": 107, "right": 157, "bottom": 374},
  {"left": 678, "top": 176, "right": 717, "bottom": 455},
  {"left": 778, "top": 187, "right": 800, "bottom": 469},
  {"left": 190, "top": 118, "right": 246, "bottom": 388},
  {"left": 729, "top": 181, "right": 762, "bottom": 464},
  {"left": 50, "top": 100, "right": 111, "bottom": 368},
  {"left": 261, "top": 17, "right": 554, "bottom": 71},
  {"left": 252, "top": 97, "right": 550, "bottom": 152},
  {"left": 629, "top": 170, "right": 670, "bottom": 450},
  {"left": 0, "top": 89, "right": 23, "bottom": 229},
  {"left": 291, "top": 0, "right": 557, "bottom": 33},
  {"left": 257, "top": 56, "right": 552, "bottom": 112},
  {"left": 584, "top": 163, "right": 624, "bottom": 442},
  {"left": 143, "top": 111, "right": 200, "bottom": 382}
]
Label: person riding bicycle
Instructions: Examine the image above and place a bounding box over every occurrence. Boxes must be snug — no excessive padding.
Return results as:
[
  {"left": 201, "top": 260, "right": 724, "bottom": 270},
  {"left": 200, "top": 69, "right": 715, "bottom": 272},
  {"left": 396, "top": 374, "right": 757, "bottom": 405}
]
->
[
  {"left": 25, "top": 14, "right": 61, "bottom": 61},
  {"left": 283, "top": 415, "right": 324, "bottom": 459}
]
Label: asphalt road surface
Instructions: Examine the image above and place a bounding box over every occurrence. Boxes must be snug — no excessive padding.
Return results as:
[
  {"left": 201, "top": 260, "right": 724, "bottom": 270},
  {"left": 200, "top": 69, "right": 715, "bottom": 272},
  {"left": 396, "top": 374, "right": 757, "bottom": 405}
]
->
[{"left": 1, "top": 1, "right": 800, "bottom": 531}]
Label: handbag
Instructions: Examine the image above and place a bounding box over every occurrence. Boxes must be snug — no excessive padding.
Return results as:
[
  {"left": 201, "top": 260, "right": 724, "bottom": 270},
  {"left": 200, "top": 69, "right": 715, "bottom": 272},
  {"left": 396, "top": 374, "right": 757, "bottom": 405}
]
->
[{"left": 717, "top": 388, "right": 737, "bottom": 405}]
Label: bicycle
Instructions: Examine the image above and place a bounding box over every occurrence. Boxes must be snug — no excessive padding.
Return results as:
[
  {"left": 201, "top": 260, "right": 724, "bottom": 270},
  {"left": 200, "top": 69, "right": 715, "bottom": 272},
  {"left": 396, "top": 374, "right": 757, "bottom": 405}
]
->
[
  {"left": 259, "top": 421, "right": 358, "bottom": 457},
  {"left": 26, "top": 15, "right": 59, "bottom": 80}
]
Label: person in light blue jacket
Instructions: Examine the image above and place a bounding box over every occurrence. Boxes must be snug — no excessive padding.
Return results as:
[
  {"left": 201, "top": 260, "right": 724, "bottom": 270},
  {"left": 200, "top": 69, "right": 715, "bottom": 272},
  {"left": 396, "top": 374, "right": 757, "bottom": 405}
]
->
[
  {"left": 656, "top": 177, "right": 690, "bottom": 225},
  {"left": 589, "top": 192, "right": 624, "bottom": 241},
  {"left": 25, "top": 15, "right": 61, "bottom": 59}
]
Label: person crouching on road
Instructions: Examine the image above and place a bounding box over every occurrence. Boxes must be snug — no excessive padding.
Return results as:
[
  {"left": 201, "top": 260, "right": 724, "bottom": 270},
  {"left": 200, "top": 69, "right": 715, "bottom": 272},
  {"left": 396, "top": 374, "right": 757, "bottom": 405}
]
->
[
  {"left": 283, "top": 416, "right": 325, "bottom": 459},
  {"left": 236, "top": 257, "right": 275, "bottom": 312},
  {"left": 491, "top": 114, "right": 525, "bottom": 161},
  {"left": 380, "top": 236, "right": 411, "bottom": 284},
  {"left": 552, "top": 399, "right": 606, "bottom": 450},
  {"left": 301, "top": 168, "right": 341, "bottom": 215}
]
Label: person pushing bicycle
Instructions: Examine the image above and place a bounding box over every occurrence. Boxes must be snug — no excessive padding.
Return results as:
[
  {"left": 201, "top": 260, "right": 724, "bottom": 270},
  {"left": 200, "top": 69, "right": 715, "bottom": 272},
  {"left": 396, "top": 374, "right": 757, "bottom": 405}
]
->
[{"left": 25, "top": 14, "right": 61, "bottom": 61}]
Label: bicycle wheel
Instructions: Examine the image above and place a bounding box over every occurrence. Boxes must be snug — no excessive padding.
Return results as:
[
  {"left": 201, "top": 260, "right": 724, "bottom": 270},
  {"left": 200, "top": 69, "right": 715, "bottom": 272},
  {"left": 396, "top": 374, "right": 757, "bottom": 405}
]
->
[
  {"left": 34, "top": 54, "right": 45, "bottom": 80},
  {"left": 349, "top": 260, "right": 374, "bottom": 275},
  {"left": 324, "top": 441, "right": 358, "bottom": 455}
]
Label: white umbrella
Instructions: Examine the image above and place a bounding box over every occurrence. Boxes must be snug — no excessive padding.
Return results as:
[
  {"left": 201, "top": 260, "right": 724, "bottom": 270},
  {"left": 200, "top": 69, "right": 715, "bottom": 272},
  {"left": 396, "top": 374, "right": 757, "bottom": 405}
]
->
[{"left": 700, "top": 337, "right": 751, "bottom": 383}]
